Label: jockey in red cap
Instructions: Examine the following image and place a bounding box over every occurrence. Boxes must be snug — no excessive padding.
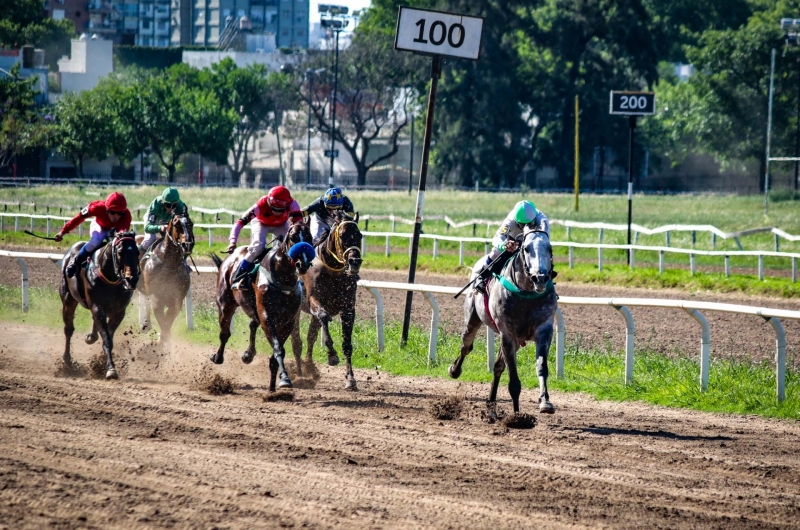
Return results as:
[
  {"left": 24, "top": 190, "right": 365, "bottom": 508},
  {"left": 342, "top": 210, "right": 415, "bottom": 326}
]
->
[
  {"left": 227, "top": 185, "right": 302, "bottom": 289},
  {"left": 55, "top": 191, "right": 132, "bottom": 278}
]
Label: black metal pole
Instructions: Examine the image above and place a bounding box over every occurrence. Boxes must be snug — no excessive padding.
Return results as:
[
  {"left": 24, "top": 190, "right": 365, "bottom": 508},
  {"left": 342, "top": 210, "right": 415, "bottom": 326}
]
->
[
  {"left": 329, "top": 29, "right": 340, "bottom": 188},
  {"left": 795, "top": 59, "right": 800, "bottom": 191},
  {"left": 401, "top": 55, "right": 441, "bottom": 345},
  {"left": 307, "top": 73, "right": 313, "bottom": 188},
  {"left": 627, "top": 115, "right": 637, "bottom": 262},
  {"left": 408, "top": 110, "right": 414, "bottom": 195}
]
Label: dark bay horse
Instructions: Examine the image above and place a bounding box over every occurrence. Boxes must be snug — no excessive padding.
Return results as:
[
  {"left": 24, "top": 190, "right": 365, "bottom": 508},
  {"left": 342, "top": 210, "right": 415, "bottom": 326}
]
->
[
  {"left": 210, "top": 222, "right": 313, "bottom": 390},
  {"left": 60, "top": 231, "right": 140, "bottom": 379},
  {"left": 290, "top": 211, "right": 363, "bottom": 389},
  {"left": 136, "top": 212, "right": 195, "bottom": 344},
  {"left": 449, "top": 230, "right": 558, "bottom": 417}
]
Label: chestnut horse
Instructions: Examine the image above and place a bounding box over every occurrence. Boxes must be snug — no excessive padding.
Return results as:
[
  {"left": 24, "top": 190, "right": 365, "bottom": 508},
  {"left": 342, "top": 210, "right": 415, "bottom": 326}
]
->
[
  {"left": 290, "top": 211, "right": 363, "bottom": 389},
  {"left": 60, "top": 231, "right": 140, "bottom": 379},
  {"left": 210, "top": 222, "right": 313, "bottom": 390},
  {"left": 136, "top": 212, "right": 195, "bottom": 344}
]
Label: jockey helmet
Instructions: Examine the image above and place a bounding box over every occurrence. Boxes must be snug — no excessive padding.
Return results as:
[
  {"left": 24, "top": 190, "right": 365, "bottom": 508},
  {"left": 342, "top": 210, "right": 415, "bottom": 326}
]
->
[
  {"left": 267, "top": 185, "right": 292, "bottom": 212},
  {"left": 161, "top": 187, "right": 180, "bottom": 204},
  {"left": 323, "top": 187, "right": 344, "bottom": 209},
  {"left": 105, "top": 192, "right": 128, "bottom": 212},
  {"left": 513, "top": 200, "right": 537, "bottom": 224}
]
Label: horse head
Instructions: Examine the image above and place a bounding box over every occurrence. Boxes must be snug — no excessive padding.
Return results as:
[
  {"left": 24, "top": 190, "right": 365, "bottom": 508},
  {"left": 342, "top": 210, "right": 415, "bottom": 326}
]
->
[
  {"left": 112, "top": 231, "right": 140, "bottom": 291},
  {"left": 167, "top": 213, "right": 195, "bottom": 256},
  {"left": 285, "top": 221, "right": 314, "bottom": 275},
  {"left": 331, "top": 211, "right": 363, "bottom": 276},
  {"left": 521, "top": 229, "right": 552, "bottom": 293}
]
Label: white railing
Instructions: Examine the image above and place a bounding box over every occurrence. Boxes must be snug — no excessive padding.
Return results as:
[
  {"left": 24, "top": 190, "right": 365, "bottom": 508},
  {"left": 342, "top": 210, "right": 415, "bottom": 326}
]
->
[{"left": 2, "top": 250, "right": 795, "bottom": 402}]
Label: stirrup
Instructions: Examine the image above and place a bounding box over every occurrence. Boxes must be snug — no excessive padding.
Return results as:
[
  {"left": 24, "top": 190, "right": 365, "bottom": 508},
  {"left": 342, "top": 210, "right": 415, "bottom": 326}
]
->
[
  {"left": 473, "top": 278, "right": 487, "bottom": 295},
  {"left": 65, "top": 257, "right": 84, "bottom": 278}
]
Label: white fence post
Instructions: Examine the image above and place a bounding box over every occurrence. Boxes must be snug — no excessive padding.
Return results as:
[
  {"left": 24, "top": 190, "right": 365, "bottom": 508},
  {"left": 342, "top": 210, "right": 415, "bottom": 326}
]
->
[
  {"left": 766, "top": 317, "right": 786, "bottom": 402},
  {"left": 365, "top": 287, "right": 384, "bottom": 352},
  {"left": 758, "top": 255, "right": 764, "bottom": 280},
  {"left": 185, "top": 287, "right": 194, "bottom": 331},
  {"left": 690, "top": 254, "right": 696, "bottom": 276},
  {"left": 725, "top": 255, "right": 730, "bottom": 277},
  {"left": 408, "top": 238, "right": 413, "bottom": 258},
  {"left": 385, "top": 236, "right": 390, "bottom": 257},
  {"left": 487, "top": 327, "right": 495, "bottom": 372},
  {"left": 793, "top": 257, "right": 797, "bottom": 283},
  {"left": 421, "top": 291, "right": 439, "bottom": 365},
  {"left": 361, "top": 234, "right": 366, "bottom": 256},
  {"left": 659, "top": 250, "right": 665, "bottom": 274},
  {"left": 432, "top": 238, "right": 438, "bottom": 259},
  {"left": 554, "top": 308, "right": 565, "bottom": 379},
  {"left": 614, "top": 306, "right": 635, "bottom": 385},
  {"left": 15, "top": 258, "right": 28, "bottom": 313},
  {"left": 138, "top": 292, "right": 147, "bottom": 329},
  {"left": 598, "top": 247, "right": 604, "bottom": 271},
  {"left": 14, "top": 216, "right": 19, "bottom": 233},
  {"left": 208, "top": 227, "right": 213, "bottom": 247},
  {"left": 629, "top": 248, "right": 635, "bottom": 270},
  {"left": 684, "top": 308, "right": 710, "bottom": 392},
  {"left": 46, "top": 218, "right": 51, "bottom": 237},
  {"left": 568, "top": 246, "right": 574, "bottom": 269},
  {"left": 459, "top": 241, "right": 464, "bottom": 266}
]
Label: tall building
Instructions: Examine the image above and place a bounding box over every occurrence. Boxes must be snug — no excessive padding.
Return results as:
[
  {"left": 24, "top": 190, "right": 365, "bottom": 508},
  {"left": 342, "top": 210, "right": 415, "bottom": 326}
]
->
[{"left": 45, "top": 1, "right": 310, "bottom": 49}]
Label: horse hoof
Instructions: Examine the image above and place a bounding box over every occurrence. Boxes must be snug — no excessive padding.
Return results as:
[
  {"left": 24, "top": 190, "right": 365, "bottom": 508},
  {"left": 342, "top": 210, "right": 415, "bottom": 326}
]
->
[
  {"left": 327, "top": 354, "right": 340, "bottom": 366},
  {"left": 344, "top": 378, "right": 358, "bottom": 391},
  {"left": 210, "top": 354, "right": 223, "bottom": 365},
  {"left": 539, "top": 400, "right": 555, "bottom": 414},
  {"left": 278, "top": 376, "right": 293, "bottom": 389},
  {"left": 241, "top": 351, "right": 255, "bottom": 364},
  {"left": 448, "top": 365, "right": 462, "bottom": 379},
  {"left": 105, "top": 369, "right": 118, "bottom": 380},
  {"left": 85, "top": 334, "right": 98, "bottom": 345}
]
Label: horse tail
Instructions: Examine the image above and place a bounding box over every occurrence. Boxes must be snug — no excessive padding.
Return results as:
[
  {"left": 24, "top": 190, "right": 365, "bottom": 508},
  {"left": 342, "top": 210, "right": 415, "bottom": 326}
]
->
[{"left": 209, "top": 253, "right": 223, "bottom": 270}]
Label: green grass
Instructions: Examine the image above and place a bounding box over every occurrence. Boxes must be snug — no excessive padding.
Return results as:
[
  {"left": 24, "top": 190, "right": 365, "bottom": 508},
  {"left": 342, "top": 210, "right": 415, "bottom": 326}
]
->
[{"left": 2, "top": 284, "right": 797, "bottom": 420}]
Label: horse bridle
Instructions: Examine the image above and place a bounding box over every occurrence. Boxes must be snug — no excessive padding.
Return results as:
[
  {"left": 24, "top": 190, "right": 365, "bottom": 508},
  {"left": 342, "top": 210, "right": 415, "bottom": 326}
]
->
[
  {"left": 102, "top": 233, "right": 138, "bottom": 285},
  {"left": 511, "top": 231, "right": 551, "bottom": 292},
  {"left": 164, "top": 214, "right": 194, "bottom": 255},
  {"left": 321, "top": 220, "right": 361, "bottom": 271}
]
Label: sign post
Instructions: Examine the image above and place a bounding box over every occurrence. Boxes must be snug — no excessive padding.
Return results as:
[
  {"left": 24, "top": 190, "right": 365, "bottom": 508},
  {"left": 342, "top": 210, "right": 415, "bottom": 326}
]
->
[
  {"left": 609, "top": 90, "right": 655, "bottom": 262},
  {"left": 395, "top": 6, "right": 484, "bottom": 344}
]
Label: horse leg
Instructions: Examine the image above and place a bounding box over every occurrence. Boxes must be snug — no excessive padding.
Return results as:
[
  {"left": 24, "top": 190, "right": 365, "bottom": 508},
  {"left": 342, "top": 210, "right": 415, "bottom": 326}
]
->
[
  {"left": 305, "top": 316, "right": 321, "bottom": 363},
  {"left": 159, "top": 297, "right": 184, "bottom": 345},
  {"left": 140, "top": 294, "right": 151, "bottom": 332},
  {"left": 211, "top": 301, "right": 236, "bottom": 365},
  {"left": 268, "top": 354, "right": 279, "bottom": 393},
  {"left": 152, "top": 299, "right": 174, "bottom": 345},
  {"left": 91, "top": 306, "right": 118, "bottom": 380},
  {"left": 263, "top": 318, "right": 291, "bottom": 390},
  {"left": 341, "top": 308, "right": 357, "bottom": 391},
  {"left": 487, "top": 351, "right": 507, "bottom": 422},
  {"left": 61, "top": 294, "right": 78, "bottom": 365},
  {"left": 501, "top": 335, "right": 522, "bottom": 414},
  {"left": 535, "top": 323, "right": 555, "bottom": 414},
  {"left": 449, "top": 304, "right": 482, "bottom": 379},
  {"left": 85, "top": 321, "right": 99, "bottom": 344},
  {"left": 241, "top": 318, "right": 259, "bottom": 364},
  {"left": 319, "top": 312, "right": 339, "bottom": 366},
  {"left": 290, "top": 315, "right": 303, "bottom": 376}
]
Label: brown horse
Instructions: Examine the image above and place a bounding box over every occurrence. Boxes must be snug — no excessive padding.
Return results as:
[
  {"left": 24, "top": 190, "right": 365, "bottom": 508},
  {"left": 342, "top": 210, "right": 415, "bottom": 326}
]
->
[
  {"left": 136, "top": 212, "right": 195, "bottom": 344},
  {"left": 290, "top": 211, "right": 363, "bottom": 389},
  {"left": 210, "top": 222, "right": 313, "bottom": 390},
  {"left": 60, "top": 231, "right": 140, "bottom": 379}
]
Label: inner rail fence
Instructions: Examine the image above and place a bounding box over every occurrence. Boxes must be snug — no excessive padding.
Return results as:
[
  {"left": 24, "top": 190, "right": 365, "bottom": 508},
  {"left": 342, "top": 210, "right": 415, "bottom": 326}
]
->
[
  {"left": 1, "top": 250, "right": 795, "bottom": 403},
  {"left": 3, "top": 212, "right": 800, "bottom": 281}
]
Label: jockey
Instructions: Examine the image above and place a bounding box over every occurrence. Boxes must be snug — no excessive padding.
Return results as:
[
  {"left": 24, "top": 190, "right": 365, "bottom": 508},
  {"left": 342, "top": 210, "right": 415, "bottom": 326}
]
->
[
  {"left": 301, "top": 187, "right": 355, "bottom": 245},
  {"left": 227, "top": 185, "right": 303, "bottom": 290},
  {"left": 474, "top": 200, "right": 554, "bottom": 294},
  {"left": 54, "top": 191, "right": 132, "bottom": 278},
  {"left": 139, "top": 187, "right": 188, "bottom": 255}
]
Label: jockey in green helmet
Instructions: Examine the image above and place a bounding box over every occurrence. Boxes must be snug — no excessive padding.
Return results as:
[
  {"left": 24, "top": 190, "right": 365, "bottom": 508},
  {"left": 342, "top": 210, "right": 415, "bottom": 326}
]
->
[{"left": 139, "top": 187, "right": 188, "bottom": 255}]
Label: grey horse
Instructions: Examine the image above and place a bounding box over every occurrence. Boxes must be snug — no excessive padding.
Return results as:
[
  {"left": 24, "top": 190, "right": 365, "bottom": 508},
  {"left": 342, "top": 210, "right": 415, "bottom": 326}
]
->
[{"left": 449, "top": 229, "right": 558, "bottom": 416}]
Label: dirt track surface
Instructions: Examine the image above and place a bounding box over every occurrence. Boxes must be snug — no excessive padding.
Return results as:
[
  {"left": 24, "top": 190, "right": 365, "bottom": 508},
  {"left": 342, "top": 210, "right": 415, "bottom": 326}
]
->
[{"left": 2, "top": 323, "right": 800, "bottom": 529}]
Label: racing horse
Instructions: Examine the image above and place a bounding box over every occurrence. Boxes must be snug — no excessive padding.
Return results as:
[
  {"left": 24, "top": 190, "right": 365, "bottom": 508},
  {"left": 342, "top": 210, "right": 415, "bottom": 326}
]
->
[
  {"left": 210, "top": 222, "right": 313, "bottom": 390},
  {"left": 60, "top": 231, "right": 141, "bottom": 379},
  {"left": 136, "top": 212, "right": 195, "bottom": 344},
  {"left": 290, "top": 211, "right": 363, "bottom": 389},
  {"left": 449, "top": 229, "right": 558, "bottom": 416}
]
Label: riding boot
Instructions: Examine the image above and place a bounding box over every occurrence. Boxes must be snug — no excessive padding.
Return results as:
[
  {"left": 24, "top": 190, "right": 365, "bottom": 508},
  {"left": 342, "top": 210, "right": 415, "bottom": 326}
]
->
[
  {"left": 473, "top": 257, "right": 493, "bottom": 295},
  {"left": 231, "top": 259, "right": 254, "bottom": 290},
  {"left": 66, "top": 247, "right": 91, "bottom": 278}
]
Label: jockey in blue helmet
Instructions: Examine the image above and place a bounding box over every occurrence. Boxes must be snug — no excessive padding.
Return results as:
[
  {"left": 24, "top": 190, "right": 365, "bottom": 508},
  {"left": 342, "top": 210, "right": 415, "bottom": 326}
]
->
[
  {"left": 473, "top": 200, "right": 556, "bottom": 294},
  {"left": 301, "top": 187, "right": 355, "bottom": 245}
]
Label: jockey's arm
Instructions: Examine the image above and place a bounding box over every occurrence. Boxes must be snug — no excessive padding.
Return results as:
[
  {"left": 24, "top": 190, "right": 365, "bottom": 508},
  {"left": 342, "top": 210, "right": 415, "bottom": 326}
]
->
[
  {"left": 532, "top": 211, "right": 550, "bottom": 237},
  {"left": 492, "top": 218, "right": 517, "bottom": 251},
  {"left": 342, "top": 196, "right": 355, "bottom": 217},
  {"left": 229, "top": 205, "right": 258, "bottom": 247},
  {"left": 288, "top": 200, "right": 303, "bottom": 224},
  {"left": 144, "top": 198, "right": 163, "bottom": 234},
  {"left": 302, "top": 197, "right": 325, "bottom": 217},
  {"left": 58, "top": 204, "right": 93, "bottom": 236}
]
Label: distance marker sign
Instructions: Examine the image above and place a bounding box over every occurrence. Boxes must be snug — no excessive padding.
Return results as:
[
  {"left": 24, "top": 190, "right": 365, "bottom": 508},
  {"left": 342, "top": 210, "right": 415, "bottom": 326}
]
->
[
  {"left": 609, "top": 91, "right": 655, "bottom": 116},
  {"left": 394, "top": 7, "right": 483, "bottom": 60}
]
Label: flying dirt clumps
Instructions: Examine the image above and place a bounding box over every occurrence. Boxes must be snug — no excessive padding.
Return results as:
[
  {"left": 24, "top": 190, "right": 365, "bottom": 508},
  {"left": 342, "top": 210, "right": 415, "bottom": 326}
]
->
[
  {"left": 289, "top": 359, "right": 321, "bottom": 390},
  {"left": 87, "top": 353, "right": 128, "bottom": 379},
  {"left": 502, "top": 413, "right": 536, "bottom": 430},
  {"left": 429, "top": 395, "right": 464, "bottom": 420},
  {"left": 204, "top": 374, "right": 236, "bottom": 395},
  {"left": 53, "top": 358, "right": 88, "bottom": 379},
  {"left": 263, "top": 389, "right": 295, "bottom": 402}
]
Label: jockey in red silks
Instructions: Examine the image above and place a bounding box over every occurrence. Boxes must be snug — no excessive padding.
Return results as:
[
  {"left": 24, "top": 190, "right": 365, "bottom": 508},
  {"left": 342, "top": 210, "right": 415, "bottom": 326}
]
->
[
  {"left": 54, "top": 191, "right": 132, "bottom": 278},
  {"left": 227, "top": 185, "right": 303, "bottom": 289}
]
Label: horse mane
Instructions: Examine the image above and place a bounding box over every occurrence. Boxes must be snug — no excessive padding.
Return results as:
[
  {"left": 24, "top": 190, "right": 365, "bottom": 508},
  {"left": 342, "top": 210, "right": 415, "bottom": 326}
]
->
[{"left": 331, "top": 210, "right": 354, "bottom": 224}]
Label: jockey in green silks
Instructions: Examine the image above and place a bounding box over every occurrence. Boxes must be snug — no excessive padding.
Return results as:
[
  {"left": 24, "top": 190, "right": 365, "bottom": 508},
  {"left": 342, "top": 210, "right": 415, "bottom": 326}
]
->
[{"left": 139, "top": 187, "right": 189, "bottom": 255}]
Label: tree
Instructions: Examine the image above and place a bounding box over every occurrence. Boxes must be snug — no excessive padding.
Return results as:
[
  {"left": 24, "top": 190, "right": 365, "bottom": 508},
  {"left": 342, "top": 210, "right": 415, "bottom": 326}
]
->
[
  {"left": 0, "top": 64, "right": 48, "bottom": 171},
  {"left": 50, "top": 89, "right": 116, "bottom": 177},
  {"left": 0, "top": 0, "right": 74, "bottom": 68},
  {"left": 299, "top": 32, "right": 423, "bottom": 186}
]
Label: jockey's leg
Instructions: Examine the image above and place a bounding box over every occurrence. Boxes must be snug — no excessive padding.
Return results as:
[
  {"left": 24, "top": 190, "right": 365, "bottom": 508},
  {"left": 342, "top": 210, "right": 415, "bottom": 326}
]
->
[
  {"left": 138, "top": 232, "right": 158, "bottom": 255},
  {"left": 310, "top": 215, "right": 329, "bottom": 246},
  {"left": 474, "top": 247, "right": 503, "bottom": 295},
  {"left": 271, "top": 221, "right": 289, "bottom": 245},
  {"left": 66, "top": 222, "right": 108, "bottom": 278},
  {"left": 232, "top": 220, "right": 267, "bottom": 290}
]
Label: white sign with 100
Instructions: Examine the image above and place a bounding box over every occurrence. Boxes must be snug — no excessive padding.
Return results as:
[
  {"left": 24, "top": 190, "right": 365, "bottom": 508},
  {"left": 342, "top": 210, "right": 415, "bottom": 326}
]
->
[{"left": 394, "top": 7, "right": 483, "bottom": 61}]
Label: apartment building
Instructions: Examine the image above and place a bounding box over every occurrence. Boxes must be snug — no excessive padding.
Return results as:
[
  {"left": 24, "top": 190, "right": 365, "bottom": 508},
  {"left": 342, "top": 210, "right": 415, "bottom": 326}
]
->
[{"left": 46, "top": 1, "right": 309, "bottom": 49}]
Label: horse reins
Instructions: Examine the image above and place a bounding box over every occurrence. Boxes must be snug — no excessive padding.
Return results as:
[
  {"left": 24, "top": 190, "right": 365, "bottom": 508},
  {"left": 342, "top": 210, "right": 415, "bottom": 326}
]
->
[
  {"left": 320, "top": 221, "right": 360, "bottom": 272},
  {"left": 98, "top": 234, "right": 137, "bottom": 286}
]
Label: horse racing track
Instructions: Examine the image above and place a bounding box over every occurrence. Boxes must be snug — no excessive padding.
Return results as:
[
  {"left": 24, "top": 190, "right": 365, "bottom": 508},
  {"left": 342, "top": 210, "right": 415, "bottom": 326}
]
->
[{"left": 2, "top": 320, "right": 800, "bottom": 529}]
